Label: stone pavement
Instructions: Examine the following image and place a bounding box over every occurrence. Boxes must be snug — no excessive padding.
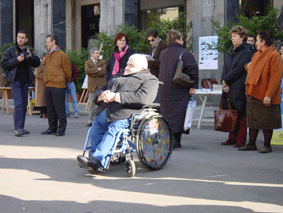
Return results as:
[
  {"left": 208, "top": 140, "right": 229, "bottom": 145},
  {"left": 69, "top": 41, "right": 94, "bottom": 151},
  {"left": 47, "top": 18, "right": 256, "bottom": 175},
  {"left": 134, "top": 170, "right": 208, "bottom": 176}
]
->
[{"left": 1, "top": 97, "right": 283, "bottom": 213}]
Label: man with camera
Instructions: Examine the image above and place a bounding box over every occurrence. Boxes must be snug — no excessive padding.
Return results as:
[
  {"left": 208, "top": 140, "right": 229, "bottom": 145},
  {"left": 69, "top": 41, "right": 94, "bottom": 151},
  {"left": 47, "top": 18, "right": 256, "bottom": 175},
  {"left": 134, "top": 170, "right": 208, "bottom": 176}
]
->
[{"left": 0, "top": 30, "right": 40, "bottom": 136}]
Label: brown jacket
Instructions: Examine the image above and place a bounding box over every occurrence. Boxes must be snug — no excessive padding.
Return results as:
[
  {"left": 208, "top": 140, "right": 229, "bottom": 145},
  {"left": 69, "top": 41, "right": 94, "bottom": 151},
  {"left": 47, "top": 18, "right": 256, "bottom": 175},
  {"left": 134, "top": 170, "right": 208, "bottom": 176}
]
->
[
  {"left": 35, "top": 62, "right": 46, "bottom": 107},
  {"left": 44, "top": 49, "right": 71, "bottom": 88},
  {"left": 147, "top": 40, "right": 167, "bottom": 78},
  {"left": 85, "top": 59, "right": 106, "bottom": 93},
  {"left": 245, "top": 45, "right": 283, "bottom": 104}
]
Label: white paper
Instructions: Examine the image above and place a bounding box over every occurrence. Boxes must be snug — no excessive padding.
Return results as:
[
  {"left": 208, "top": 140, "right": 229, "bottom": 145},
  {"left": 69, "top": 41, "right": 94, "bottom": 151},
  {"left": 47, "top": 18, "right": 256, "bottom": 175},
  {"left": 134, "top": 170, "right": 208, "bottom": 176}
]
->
[{"left": 199, "top": 36, "right": 218, "bottom": 70}]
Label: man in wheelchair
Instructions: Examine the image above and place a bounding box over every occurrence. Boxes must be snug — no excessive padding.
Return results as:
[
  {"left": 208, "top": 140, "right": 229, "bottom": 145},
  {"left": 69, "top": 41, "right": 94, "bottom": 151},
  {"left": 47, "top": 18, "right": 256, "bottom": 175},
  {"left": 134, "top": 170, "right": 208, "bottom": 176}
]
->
[{"left": 77, "top": 54, "right": 159, "bottom": 174}]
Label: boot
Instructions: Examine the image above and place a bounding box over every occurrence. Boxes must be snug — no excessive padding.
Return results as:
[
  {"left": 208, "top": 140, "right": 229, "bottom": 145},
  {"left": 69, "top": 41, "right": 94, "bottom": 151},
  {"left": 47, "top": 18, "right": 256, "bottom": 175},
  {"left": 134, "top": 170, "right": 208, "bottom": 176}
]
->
[{"left": 233, "top": 115, "right": 247, "bottom": 148}]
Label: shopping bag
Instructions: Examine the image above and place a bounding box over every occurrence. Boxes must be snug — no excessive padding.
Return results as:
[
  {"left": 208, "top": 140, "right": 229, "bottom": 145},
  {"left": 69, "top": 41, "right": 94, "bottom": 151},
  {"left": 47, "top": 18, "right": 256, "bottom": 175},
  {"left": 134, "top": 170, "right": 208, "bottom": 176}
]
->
[{"left": 183, "top": 95, "right": 197, "bottom": 133}]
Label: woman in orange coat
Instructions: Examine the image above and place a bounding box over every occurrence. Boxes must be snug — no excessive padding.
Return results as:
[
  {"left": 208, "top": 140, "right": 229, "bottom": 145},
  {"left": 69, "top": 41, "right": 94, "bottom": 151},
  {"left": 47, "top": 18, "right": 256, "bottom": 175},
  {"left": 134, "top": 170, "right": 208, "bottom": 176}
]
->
[{"left": 239, "top": 31, "right": 283, "bottom": 153}]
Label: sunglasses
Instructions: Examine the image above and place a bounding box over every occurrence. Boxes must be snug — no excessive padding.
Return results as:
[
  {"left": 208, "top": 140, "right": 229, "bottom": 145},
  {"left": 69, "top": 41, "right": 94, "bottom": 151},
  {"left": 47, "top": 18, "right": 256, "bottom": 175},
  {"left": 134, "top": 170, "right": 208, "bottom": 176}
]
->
[{"left": 148, "top": 38, "right": 156, "bottom": 43}]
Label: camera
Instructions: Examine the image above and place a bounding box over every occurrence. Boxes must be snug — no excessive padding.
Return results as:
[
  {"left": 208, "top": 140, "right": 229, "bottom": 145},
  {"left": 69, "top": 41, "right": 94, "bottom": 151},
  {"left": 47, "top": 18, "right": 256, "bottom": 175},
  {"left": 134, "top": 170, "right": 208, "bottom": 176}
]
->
[{"left": 21, "top": 45, "right": 31, "bottom": 59}]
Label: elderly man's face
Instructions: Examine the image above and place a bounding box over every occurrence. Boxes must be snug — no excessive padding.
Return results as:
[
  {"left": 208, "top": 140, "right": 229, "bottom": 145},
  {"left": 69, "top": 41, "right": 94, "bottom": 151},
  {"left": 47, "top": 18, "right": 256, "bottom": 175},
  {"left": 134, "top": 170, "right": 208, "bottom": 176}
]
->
[{"left": 124, "top": 60, "right": 140, "bottom": 75}]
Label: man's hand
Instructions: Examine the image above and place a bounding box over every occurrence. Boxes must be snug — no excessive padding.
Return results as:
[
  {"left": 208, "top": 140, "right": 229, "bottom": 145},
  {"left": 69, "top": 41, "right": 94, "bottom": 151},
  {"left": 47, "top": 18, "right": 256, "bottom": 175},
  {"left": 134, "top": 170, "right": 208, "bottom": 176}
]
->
[
  {"left": 17, "top": 54, "right": 25, "bottom": 62},
  {"left": 99, "top": 90, "right": 116, "bottom": 103},
  {"left": 263, "top": 96, "right": 271, "bottom": 106}
]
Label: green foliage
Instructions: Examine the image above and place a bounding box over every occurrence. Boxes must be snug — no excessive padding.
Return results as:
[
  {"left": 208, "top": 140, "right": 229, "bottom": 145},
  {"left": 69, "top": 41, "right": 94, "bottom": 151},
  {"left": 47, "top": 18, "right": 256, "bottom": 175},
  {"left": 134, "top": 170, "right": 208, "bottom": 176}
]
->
[
  {"left": 150, "top": 12, "right": 192, "bottom": 49},
  {"left": 212, "top": 6, "right": 283, "bottom": 55},
  {"left": 95, "top": 12, "right": 192, "bottom": 60},
  {"left": 66, "top": 48, "right": 89, "bottom": 92},
  {"left": 0, "top": 42, "right": 15, "bottom": 61}
]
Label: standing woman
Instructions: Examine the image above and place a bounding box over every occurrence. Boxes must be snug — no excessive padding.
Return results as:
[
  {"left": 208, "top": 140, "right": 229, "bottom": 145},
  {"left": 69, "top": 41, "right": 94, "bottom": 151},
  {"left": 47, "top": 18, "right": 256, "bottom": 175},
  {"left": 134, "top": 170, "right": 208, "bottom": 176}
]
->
[
  {"left": 105, "top": 32, "right": 135, "bottom": 82},
  {"left": 159, "top": 29, "right": 199, "bottom": 148},
  {"left": 239, "top": 31, "right": 283, "bottom": 153},
  {"left": 35, "top": 53, "right": 47, "bottom": 118},
  {"left": 221, "top": 26, "right": 253, "bottom": 147}
]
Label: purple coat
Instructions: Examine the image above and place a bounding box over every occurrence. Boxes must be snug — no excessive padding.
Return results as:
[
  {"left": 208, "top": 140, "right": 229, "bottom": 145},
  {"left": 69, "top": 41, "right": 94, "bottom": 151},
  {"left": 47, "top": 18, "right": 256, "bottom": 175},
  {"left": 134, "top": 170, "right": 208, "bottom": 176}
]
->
[{"left": 159, "top": 43, "right": 199, "bottom": 133}]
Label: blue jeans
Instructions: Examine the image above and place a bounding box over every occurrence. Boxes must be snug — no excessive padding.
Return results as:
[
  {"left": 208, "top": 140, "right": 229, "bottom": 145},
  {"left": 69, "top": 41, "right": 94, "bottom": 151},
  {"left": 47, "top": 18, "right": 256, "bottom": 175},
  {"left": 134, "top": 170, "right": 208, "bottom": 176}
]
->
[
  {"left": 11, "top": 81, "right": 29, "bottom": 130},
  {"left": 65, "top": 82, "right": 79, "bottom": 115},
  {"left": 90, "top": 110, "right": 130, "bottom": 168}
]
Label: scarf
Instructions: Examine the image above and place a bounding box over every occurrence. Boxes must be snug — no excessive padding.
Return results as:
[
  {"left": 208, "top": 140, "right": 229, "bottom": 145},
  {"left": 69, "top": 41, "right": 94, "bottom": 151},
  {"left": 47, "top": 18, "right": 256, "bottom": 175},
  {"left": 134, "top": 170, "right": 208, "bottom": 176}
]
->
[
  {"left": 245, "top": 45, "right": 275, "bottom": 85},
  {"left": 112, "top": 45, "right": 129, "bottom": 76}
]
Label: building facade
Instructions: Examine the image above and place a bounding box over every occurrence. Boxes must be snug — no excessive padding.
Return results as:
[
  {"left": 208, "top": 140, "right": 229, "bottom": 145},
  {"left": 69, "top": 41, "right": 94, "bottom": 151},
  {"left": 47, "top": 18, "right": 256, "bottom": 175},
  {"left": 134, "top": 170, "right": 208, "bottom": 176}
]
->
[{"left": 0, "top": 0, "right": 282, "bottom": 83}]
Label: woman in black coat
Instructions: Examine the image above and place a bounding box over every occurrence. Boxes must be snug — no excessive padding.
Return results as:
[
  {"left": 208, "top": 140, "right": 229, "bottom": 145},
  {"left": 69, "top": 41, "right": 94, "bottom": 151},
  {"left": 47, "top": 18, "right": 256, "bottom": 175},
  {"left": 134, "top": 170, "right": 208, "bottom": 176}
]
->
[
  {"left": 105, "top": 32, "right": 135, "bottom": 82},
  {"left": 221, "top": 26, "right": 253, "bottom": 147},
  {"left": 159, "top": 30, "right": 199, "bottom": 148}
]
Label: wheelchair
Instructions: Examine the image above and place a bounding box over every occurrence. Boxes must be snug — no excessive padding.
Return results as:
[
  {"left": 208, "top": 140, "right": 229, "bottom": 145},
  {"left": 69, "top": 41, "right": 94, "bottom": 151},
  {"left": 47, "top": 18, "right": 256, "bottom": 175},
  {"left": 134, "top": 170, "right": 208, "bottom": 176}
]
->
[{"left": 78, "top": 105, "right": 173, "bottom": 177}]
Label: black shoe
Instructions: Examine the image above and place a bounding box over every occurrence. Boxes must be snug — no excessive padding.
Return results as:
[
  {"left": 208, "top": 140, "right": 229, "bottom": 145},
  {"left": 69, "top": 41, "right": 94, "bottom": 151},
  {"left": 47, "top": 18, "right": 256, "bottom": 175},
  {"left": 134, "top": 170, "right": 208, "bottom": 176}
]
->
[
  {"left": 86, "top": 123, "right": 92, "bottom": 127},
  {"left": 173, "top": 142, "right": 181, "bottom": 149},
  {"left": 55, "top": 132, "right": 65, "bottom": 136},
  {"left": 14, "top": 129, "right": 24, "bottom": 137},
  {"left": 41, "top": 129, "right": 57, "bottom": 135},
  {"left": 21, "top": 129, "right": 29, "bottom": 134},
  {"left": 77, "top": 155, "right": 100, "bottom": 174}
]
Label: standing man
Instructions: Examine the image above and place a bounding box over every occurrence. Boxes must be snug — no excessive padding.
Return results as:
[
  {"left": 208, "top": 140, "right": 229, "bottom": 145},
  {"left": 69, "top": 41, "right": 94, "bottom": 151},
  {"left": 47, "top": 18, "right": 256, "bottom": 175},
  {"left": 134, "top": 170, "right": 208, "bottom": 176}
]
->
[
  {"left": 247, "top": 35, "right": 257, "bottom": 54},
  {"left": 85, "top": 48, "right": 106, "bottom": 127},
  {"left": 146, "top": 29, "right": 167, "bottom": 78},
  {"left": 0, "top": 30, "right": 40, "bottom": 136},
  {"left": 41, "top": 33, "right": 72, "bottom": 136}
]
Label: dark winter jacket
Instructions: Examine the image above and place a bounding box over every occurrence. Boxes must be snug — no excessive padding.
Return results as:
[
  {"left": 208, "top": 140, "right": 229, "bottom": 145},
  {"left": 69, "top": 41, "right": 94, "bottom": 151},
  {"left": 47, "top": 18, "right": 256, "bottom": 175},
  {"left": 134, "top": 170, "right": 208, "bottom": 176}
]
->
[
  {"left": 0, "top": 44, "right": 40, "bottom": 84},
  {"left": 95, "top": 69, "right": 158, "bottom": 122},
  {"left": 221, "top": 41, "right": 253, "bottom": 112},
  {"left": 159, "top": 42, "right": 199, "bottom": 133},
  {"left": 147, "top": 40, "right": 167, "bottom": 78},
  {"left": 105, "top": 46, "right": 135, "bottom": 82}
]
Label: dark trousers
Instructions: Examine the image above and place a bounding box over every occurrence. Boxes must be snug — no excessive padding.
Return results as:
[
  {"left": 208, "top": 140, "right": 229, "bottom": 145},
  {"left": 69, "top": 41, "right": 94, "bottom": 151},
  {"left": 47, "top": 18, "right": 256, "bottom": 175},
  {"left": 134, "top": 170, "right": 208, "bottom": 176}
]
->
[
  {"left": 11, "top": 81, "right": 29, "bottom": 130},
  {"left": 45, "top": 87, "right": 67, "bottom": 133}
]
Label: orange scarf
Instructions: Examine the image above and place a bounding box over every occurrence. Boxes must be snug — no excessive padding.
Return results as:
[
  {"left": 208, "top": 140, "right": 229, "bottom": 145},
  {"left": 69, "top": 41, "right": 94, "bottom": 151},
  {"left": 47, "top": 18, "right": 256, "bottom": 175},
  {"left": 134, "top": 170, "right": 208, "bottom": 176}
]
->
[{"left": 245, "top": 45, "right": 275, "bottom": 85}]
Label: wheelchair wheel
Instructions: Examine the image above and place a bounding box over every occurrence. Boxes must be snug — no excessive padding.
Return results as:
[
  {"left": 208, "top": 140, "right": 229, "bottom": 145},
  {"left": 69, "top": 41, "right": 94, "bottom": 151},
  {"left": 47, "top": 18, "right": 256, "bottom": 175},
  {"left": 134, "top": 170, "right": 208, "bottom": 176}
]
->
[
  {"left": 126, "top": 160, "right": 136, "bottom": 177},
  {"left": 136, "top": 113, "right": 173, "bottom": 171}
]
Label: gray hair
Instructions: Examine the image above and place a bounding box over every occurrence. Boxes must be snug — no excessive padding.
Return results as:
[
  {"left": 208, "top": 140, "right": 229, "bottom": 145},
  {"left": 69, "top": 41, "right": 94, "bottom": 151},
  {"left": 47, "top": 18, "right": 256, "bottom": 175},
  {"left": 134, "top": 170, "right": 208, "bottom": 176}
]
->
[
  {"left": 128, "top": 54, "right": 148, "bottom": 70},
  {"left": 90, "top": 47, "right": 99, "bottom": 54}
]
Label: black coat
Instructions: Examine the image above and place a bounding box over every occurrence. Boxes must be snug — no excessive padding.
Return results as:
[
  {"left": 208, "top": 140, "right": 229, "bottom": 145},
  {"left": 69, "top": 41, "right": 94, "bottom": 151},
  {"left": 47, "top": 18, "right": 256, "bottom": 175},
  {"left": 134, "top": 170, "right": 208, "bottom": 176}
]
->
[
  {"left": 95, "top": 69, "right": 159, "bottom": 122},
  {"left": 105, "top": 46, "right": 136, "bottom": 82},
  {"left": 159, "top": 43, "right": 199, "bottom": 133},
  {"left": 0, "top": 45, "right": 40, "bottom": 84},
  {"left": 221, "top": 42, "right": 253, "bottom": 112}
]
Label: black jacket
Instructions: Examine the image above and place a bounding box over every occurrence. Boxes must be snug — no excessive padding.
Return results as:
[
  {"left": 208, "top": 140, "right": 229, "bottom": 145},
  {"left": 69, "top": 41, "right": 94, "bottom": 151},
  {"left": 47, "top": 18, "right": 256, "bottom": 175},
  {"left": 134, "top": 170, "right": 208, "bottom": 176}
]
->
[
  {"left": 105, "top": 46, "right": 136, "bottom": 82},
  {"left": 95, "top": 69, "right": 158, "bottom": 122},
  {"left": 0, "top": 45, "right": 40, "bottom": 84},
  {"left": 221, "top": 41, "right": 253, "bottom": 112}
]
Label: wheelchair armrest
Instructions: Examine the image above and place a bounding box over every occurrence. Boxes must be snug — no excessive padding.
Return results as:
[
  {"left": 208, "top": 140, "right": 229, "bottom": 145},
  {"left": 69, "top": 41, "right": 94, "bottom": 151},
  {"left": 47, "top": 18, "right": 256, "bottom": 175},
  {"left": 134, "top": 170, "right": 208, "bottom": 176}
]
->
[{"left": 143, "top": 103, "right": 160, "bottom": 109}]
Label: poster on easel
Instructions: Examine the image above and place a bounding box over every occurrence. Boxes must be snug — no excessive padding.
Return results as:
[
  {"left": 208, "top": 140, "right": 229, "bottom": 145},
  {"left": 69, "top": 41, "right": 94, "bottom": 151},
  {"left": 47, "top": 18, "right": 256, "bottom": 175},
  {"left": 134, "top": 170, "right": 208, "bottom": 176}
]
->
[{"left": 199, "top": 36, "right": 218, "bottom": 70}]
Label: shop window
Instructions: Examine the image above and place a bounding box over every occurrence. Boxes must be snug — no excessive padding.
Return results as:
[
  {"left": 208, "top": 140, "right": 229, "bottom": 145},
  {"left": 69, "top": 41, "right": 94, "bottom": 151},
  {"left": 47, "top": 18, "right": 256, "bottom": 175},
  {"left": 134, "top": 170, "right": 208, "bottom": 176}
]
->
[
  {"left": 239, "top": 0, "right": 273, "bottom": 17},
  {"left": 141, "top": 7, "right": 184, "bottom": 30}
]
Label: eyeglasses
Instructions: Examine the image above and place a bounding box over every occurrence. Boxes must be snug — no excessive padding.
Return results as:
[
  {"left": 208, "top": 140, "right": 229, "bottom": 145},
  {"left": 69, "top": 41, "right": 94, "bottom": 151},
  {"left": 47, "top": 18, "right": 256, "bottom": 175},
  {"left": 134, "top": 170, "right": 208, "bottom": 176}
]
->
[{"left": 148, "top": 38, "right": 156, "bottom": 43}]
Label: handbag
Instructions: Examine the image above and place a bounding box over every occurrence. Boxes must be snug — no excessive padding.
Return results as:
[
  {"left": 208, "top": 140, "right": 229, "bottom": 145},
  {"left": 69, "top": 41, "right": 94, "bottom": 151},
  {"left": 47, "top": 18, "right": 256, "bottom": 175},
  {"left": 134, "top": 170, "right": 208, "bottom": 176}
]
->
[
  {"left": 214, "top": 93, "right": 238, "bottom": 132},
  {"left": 201, "top": 78, "right": 218, "bottom": 89},
  {"left": 173, "top": 50, "right": 194, "bottom": 88},
  {"left": 183, "top": 95, "right": 197, "bottom": 134}
]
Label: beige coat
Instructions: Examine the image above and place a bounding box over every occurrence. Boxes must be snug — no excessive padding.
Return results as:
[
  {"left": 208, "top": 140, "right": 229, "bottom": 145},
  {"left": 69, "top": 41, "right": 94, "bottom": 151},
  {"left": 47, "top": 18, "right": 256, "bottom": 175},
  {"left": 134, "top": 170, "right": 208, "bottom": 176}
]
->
[
  {"left": 85, "top": 59, "right": 107, "bottom": 93},
  {"left": 35, "top": 63, "right": 46, "bottom": 107}
]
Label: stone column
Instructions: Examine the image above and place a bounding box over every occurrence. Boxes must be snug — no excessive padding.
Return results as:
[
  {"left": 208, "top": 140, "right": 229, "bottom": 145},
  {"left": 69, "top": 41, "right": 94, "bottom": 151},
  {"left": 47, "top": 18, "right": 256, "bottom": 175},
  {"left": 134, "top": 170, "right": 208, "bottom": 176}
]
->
[
  {"left": 192, "top": 0, "right": 227, "bottom": 84},
  {"left": 34, "top": 0, "right": 52, "bottom": 57},
  {"left": 0, "top": 0, "right": 14, "bottom": 46},
  {"left": 100, "top": 0, "right": 125, "bottom": 34}
]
